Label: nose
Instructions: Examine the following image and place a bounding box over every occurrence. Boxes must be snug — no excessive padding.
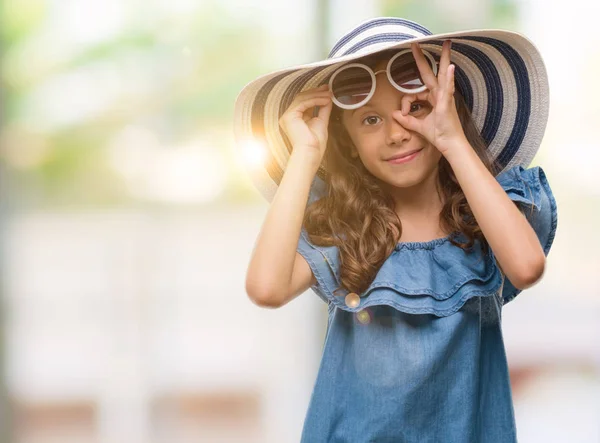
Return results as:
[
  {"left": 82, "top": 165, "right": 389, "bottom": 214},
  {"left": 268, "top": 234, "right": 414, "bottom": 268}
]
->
[{"left": 385, "top": 116, "right": 411, "bottom": 146}]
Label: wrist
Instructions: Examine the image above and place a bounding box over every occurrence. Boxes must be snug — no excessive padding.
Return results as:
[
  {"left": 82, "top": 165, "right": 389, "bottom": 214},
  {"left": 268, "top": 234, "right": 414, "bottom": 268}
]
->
[
  {"left": 440, "top": 136, "right": 471, "bottom": 161},
  {"left": 290, "top": 146, "right": 323, "bottom": 168},
  {"left": 290, "top": 146, "right": 323, "bottom": 171}
]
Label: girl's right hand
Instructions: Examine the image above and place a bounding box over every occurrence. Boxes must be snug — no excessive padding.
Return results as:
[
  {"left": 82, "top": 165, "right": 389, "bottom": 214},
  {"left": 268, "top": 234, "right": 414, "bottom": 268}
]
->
[{"left": 278, "top": 84, "right": 333, "bottom": 160}]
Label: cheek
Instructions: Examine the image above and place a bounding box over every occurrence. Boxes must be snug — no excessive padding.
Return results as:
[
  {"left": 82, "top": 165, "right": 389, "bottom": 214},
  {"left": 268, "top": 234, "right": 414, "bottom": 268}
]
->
[
  {"left": 351, "top": 132, "right": 379, "bottom": 157},
  {"left": 355, "top": 143, "right": 380, "bottom": 165}
]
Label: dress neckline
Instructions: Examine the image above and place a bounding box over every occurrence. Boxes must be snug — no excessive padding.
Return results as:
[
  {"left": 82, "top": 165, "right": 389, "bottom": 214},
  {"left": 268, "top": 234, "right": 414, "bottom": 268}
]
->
[{"left": 394, "top": 231, "right": 459, "bottom": 251}]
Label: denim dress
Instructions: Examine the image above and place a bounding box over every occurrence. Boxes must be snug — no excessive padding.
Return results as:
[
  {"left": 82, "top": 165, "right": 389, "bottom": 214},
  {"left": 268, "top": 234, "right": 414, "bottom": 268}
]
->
[{"left": 295, "top": 165, "right": 558, "bottom": 443}]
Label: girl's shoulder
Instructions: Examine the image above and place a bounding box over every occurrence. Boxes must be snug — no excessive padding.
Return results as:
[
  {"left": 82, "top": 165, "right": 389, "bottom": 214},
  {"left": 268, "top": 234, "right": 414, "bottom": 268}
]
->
[
  {"left": 495, "top": 164, "right": 557, "bottom": 255},
  {"left": 297, "top": 165, "right": 558, "bottom": 314}
]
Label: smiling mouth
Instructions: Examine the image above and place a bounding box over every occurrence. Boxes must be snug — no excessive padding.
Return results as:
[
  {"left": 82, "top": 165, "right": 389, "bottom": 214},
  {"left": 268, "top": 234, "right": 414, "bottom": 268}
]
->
[{"left": 385, "top": 148, "right": 423, "bottom": 164}]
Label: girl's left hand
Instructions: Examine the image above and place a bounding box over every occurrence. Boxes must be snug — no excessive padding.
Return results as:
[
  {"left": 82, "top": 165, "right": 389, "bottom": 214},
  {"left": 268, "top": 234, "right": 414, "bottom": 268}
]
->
[{"left": 392, "top": 40, "right": 468, "bottom": 155}]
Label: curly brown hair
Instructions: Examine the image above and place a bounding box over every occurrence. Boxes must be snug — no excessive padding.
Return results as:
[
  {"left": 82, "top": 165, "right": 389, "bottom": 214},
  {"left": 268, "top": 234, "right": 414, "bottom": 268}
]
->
[{"left": 301, "top": 59, "right": 515, "bottom": 297}]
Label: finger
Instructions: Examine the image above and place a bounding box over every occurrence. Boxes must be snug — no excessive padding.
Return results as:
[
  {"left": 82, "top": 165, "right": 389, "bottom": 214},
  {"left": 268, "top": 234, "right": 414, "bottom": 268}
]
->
[
  {"left": 401, "top": 94, "right": 416, "bottom": 115},
  {"left": 285, "top": 96, "right": 331, "bottom": 127},
  {"left": 400, "top": 90, "right": 431, "bottom": 115},
  {"left": 291, "top": 96, "right": 332, "bottom": 117},
  {"left": 437, "top": 40, "right": 451, "bottom": 88},
  {"left": 401, "top": 96, "right": 411, "bottom": 115},
  {"left": 392, "top": 110, "right": 422, "bottom": 134},
  {"left": 293, "top": 91, "right": 330, "bottom": 114},
  {"left": 304, "top": 103, "right": 328, "bottom": 122},
  {"left": 411, "top": 43, "right": 437, "bottom": 90},
  {"left": 292, "top": 92, "right": 330, "bottom": 110},
  {"left": 447, "top": 64, "right": 456, "bottom": 94},
  {"left": 446, "top": 64, "right": 455, "bottom": 97},
  {"left": 316, "top": 99, "right": 333, "bottom": 122}
]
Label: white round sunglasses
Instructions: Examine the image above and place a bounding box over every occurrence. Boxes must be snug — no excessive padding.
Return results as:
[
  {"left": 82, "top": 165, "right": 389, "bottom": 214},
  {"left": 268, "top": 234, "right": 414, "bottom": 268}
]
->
[{"left": 312, "top": 48, "right": 438, "bottom": 117}]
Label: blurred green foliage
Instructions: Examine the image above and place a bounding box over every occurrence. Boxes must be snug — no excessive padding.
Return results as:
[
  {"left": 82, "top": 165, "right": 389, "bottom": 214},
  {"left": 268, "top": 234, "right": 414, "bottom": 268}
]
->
[
  {"left": 1, "top": 1, "right": 270, "bottom": 208},
  {"left": 0, "top": 0, "right": 520, "bottom": 209},
  {"left": 381, "top": 0, "right": 518, "bottom": 31}
]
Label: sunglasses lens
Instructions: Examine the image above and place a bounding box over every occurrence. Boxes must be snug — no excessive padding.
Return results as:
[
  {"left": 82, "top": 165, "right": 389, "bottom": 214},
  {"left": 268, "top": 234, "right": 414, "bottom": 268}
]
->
[
  {"left": 389, "top": 51, "right": 434, "bottom": 91},
  {"left": 331, "top": 66, "right": 372, "bottom": 107}
]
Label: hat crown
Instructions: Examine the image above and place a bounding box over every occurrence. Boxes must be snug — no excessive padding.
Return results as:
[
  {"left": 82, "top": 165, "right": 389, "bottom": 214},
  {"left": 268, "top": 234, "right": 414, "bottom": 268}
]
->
[{"left": 328, "top": 17, "right": 433, "bottom": 59}]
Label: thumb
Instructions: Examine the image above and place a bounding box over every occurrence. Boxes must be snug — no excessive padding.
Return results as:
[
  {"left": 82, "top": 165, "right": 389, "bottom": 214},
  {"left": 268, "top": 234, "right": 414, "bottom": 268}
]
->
[
  {"left": 392, "top": 110, "right": 421, "bottom": 134},
  {"left": 308, "top": 101, "right": 332, "bottom": 142},
  {"left": 310, "top": 102, "right": 332, "bottom": 132},
  {"left": 316, "top": 99, "right": 333, "bottom": 123}
]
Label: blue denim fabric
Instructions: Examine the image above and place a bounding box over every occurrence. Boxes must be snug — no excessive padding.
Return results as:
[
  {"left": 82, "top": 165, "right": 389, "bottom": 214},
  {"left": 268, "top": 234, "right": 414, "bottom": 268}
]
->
[
  {"left": 295, "top": 165, "right": 558, "bottom": 442},
  {"left": 494, "top": 165, "right": 558, "bottom": 304}
]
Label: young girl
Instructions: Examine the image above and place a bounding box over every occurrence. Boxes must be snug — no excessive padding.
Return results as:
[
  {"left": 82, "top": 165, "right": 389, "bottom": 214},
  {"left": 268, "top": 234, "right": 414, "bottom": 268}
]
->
[{"left": 236, "top": 17, "right": 558, "bottom": 442}]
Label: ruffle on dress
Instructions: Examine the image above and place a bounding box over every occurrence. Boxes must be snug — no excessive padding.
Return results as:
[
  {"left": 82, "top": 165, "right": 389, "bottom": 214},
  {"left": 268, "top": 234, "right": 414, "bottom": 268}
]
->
[
  {"left": 492, "top": 165, "right": 558, "bottom": 304},
  {"left": 296, "top": 165, "right": 557, "bottom": 316}
]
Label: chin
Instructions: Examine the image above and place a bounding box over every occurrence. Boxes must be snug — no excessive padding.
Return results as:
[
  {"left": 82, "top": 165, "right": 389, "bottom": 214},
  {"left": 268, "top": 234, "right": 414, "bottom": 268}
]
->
[
  {"left": 381, "top": 160, "right": 439, "bottom": 188},
  {"left": 388, "top": 174, "right": 424, "bottom": 189}
]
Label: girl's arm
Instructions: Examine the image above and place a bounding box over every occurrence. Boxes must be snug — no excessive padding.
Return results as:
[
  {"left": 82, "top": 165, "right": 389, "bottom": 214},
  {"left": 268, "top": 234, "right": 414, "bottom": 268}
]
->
[
  {"left": 443, "top": 140, "right": 546, "bottom": 290},
  {"left": 245, "top": 149, "right": 319, "bottom": 308},
  {"left": 393, "top": 42, "right": 546, "bottom": 290},
  {"left": 245, "top": 84, "right": 332, "bottom": 307}
]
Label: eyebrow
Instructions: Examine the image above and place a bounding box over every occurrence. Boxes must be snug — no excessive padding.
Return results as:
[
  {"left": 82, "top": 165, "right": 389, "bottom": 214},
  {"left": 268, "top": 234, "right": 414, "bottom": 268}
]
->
[{"left": 351, "top": 104, "right": 373, "bottom": 117}]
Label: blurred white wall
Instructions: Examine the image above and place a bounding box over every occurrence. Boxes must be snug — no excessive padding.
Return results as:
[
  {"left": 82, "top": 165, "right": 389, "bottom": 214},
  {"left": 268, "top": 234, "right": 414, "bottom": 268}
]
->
[
  {"left": 1, "top": 0, "right": 599, "bottom": 442},
  {"left": 4, "top": 207, "right": 328, "bottom": 443}
]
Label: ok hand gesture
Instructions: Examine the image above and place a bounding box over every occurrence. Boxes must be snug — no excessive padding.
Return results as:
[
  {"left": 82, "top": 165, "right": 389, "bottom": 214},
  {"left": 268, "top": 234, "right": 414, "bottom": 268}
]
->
[{"left": 392, "top": 40, "right": 468, "bottom": 155}]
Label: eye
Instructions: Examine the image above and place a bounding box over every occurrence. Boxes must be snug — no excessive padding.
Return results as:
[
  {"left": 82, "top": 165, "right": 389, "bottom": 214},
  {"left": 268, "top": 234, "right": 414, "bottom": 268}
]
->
[
  {"left": 409, "top": 101, "right": 431, "bottom": 115},
  {"left": 361, "top": 115, "right": 381, "bottom": 126}
]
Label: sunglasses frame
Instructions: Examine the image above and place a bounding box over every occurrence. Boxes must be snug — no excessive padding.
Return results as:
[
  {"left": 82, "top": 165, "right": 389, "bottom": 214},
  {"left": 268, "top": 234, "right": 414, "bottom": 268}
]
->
[{"left": 328, "top": 48, "right": 439, "bottom": 110}]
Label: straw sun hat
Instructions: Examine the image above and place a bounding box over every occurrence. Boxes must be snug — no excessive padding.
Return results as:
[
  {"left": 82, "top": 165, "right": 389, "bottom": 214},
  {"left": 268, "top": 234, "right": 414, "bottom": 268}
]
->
[{"left": 233, "top": 17, "right": 549, "bottom": 203}]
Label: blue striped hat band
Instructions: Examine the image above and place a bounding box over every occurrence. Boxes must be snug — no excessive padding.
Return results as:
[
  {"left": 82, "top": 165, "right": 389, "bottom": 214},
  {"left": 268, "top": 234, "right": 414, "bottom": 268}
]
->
[{"left": 233, "top": 17, "right": 549, "bottom": 203}]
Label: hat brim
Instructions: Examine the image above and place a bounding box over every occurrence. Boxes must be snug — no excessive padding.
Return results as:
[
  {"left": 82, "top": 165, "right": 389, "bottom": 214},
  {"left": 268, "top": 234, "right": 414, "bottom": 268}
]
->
[{"left": 234, "top": 28, "right": 549, "bottom": 203}]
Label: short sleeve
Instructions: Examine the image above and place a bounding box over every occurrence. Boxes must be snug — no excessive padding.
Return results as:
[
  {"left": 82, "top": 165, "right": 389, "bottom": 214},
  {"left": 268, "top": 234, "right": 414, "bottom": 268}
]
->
[
  {"left": 295, "top": 174, "right": 341, "bottom": 304},
  {"left": 495, "top": 165, "right": 558, "bottom": 304},
  {"left": 296, "top": 228, "right": 341, "bottom": 305}
]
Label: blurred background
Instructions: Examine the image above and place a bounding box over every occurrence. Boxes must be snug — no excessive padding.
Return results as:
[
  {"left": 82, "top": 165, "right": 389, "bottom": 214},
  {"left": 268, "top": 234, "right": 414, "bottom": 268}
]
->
[{"left": 0, "top": 0, "right": 598, "bottom": 442}]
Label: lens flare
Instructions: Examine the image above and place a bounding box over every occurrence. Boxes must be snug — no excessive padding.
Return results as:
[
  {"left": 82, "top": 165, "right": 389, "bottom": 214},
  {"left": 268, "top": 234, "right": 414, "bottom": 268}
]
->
[{"left": 239, "top": 138, "right": 268, "bottom": 169}]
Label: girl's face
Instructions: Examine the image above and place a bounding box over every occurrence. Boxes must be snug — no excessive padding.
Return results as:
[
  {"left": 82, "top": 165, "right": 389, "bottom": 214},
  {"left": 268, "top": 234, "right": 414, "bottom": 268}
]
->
[{"left": 341, "top": 58, "right": 443, "bottom": 189}]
